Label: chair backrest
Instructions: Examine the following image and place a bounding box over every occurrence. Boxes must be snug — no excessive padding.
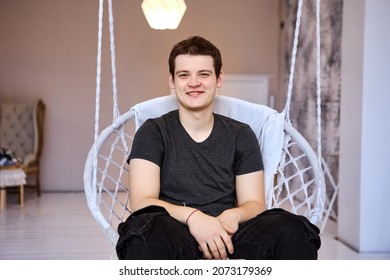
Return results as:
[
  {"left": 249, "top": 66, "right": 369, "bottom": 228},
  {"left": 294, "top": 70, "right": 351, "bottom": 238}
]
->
[
  {"left": 84, "top": 95, "right": 325, "bottom": 247},
  {"left": 0, "top": 99, "right": 45, "bottom": 165}
]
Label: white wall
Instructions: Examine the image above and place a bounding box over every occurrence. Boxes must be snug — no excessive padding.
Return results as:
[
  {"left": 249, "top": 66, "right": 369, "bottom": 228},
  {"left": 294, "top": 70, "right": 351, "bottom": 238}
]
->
[
  {"left": 339, "top": 0, "right": 390, "bottom": 253},
  {"left": 0, "top": 0, "right": 281, "bottom": 192}
]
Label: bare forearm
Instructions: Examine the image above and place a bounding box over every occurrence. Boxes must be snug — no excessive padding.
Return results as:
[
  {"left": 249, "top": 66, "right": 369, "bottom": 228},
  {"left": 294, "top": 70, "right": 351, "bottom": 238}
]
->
[
  {"left": 229, "top": 201, "right": 265, "bottom": 224},
  {"left": 131, "top": 197, "right": 198, "bottom": 225}
]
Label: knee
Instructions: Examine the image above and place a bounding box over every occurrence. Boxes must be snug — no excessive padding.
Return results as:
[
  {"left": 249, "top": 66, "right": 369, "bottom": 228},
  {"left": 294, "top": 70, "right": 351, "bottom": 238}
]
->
[
  {"left": 264, "top": 209, "right": 321, "bottom": 259},
  {"left": 245, "top": 209, "right": 321, "bottom": 259},
  {"left": 116, "top": 208, "right": 201, "bottom": 259}
]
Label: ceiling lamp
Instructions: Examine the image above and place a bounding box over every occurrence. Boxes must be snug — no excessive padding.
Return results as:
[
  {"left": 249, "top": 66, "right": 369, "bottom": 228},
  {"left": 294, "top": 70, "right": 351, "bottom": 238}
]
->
[{"left": 141, "top": 0, "right": 187, "bottom": 30}]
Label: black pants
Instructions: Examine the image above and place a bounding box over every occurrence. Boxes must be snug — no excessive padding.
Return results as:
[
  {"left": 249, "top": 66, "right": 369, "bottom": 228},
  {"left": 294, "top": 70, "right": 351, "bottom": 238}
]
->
[{"left": 116, "top": 205, "right": 321, "bottom": 260}]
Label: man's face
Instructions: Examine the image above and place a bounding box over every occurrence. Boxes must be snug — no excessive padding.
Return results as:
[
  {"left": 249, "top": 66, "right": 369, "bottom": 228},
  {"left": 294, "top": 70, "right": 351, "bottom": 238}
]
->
[{"left": 169, "top": 54, "right": 223, "bottom": 112}]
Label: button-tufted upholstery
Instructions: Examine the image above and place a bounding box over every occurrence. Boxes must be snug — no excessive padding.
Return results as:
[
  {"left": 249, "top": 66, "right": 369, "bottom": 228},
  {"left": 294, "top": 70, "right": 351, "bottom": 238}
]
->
[{"left": 0, "top": 99, "right": 45, "bottom": 196}]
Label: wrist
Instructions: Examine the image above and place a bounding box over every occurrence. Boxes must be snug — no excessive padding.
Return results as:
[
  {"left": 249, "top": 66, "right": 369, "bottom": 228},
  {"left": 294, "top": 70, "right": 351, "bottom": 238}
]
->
[
  {"left": 224, "top": 208, "right": 242, "bottom": 224},
  {"left": 185, "top": 209, "right": 200, "bottom": 226}
]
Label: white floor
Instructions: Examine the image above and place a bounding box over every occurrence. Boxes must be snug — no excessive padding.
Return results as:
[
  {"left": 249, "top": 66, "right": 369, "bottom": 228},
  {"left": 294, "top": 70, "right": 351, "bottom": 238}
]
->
[{"left": 0, "top": 191, "right": 389, "bottom": 260}]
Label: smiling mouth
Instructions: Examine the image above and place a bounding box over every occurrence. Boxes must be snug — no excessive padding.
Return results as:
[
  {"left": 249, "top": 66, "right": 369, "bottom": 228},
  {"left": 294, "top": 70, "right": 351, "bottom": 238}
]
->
[{"left": 187, "top": 91, "right": 203, "bottom": 96}]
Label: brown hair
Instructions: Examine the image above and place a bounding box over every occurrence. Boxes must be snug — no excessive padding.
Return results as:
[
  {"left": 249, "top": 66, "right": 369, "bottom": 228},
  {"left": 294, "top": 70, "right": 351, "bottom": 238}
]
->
[{"left": 168, "top": 36, "right": 222, "bottom": 80}]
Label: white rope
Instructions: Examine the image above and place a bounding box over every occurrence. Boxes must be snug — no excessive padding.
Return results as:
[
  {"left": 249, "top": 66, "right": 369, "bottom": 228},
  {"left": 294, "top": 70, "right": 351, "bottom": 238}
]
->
[
  {"left": 279, "top": 0, "right": 324, "bottom": 224},
  {"left": 93, "top": 0, "right": 121, "bottom": 177},
  {"left": 92, "top": 0, "right": 129, "bottom": 199},
  {"left": 283, "top": 0, "right": 303, "bottom": 123},
  {"left": 92, "top": 0, "right": 104, "bottom": 208},
  {"left": 315, "top": 0, "right": 324, "bottom": 222},
  {"left": 108, "top": 0, "right": 120, "bottom": 120},
  {"left": 107, "top": 0, "right": 130, "bottom": 153},
  {"left": 316, "top": 0, "right": 322, "bottom": 166}
]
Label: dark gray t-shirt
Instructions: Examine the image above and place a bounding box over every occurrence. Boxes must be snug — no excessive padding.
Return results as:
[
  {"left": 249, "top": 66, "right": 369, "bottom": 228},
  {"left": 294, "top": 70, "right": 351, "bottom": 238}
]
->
[{"left": 128, "top": 110, "right": 263, "bottom": 216}]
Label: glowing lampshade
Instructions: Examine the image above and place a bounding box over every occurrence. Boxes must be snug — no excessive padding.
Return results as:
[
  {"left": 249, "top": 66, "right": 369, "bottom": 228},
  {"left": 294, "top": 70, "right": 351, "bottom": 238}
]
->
[{"left": 141, "top": 0, "right": 187, "bottom": 30}]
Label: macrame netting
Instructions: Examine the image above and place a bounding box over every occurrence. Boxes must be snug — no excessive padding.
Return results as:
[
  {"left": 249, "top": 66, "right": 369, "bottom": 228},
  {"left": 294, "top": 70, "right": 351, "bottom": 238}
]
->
[
  {"left": 274, "top": 0, "right": 324, "bottom": 225},
  {"left": 84, "top": 0, "right": 325, "bottom": 248}
]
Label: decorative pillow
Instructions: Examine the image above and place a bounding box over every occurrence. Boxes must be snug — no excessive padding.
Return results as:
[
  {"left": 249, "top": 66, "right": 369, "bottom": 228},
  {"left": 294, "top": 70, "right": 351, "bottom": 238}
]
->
[{"left": 0, "top": 147, "right": 18, "bottom": 166}]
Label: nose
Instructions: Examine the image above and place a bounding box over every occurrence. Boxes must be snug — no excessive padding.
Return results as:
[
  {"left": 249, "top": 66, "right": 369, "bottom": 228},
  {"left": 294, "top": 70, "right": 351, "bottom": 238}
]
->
[{"left": 188, "top": 75, "right": 200, "bottom": 87}]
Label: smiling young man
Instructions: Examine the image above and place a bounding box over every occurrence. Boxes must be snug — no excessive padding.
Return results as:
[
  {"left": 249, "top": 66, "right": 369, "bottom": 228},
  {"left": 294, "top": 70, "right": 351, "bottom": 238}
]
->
[{"left": 115, "top": 36, "right": 321, "bottom": 260}]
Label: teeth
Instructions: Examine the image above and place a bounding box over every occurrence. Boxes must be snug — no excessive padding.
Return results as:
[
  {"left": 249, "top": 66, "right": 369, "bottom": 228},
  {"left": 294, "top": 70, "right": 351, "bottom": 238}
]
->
[{"left": 188, "top": 91, "right": 201, "bottom": 96}]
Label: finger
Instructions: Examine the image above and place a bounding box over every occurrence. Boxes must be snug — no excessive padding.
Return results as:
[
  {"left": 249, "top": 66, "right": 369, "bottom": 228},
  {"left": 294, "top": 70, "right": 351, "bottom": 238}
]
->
[
  {"left": 220, "top": 232, "right": 234, "bottom": 255},
  {"left": 199, "top": 242, "right": 212, "bottom": 259},
  {"left": 208, "top": 241, "right": 223, "bottom": 260},
  {"left": 214, "top": 238, "right": 228, "bottom": 259},
  {"left": 221, "top": 223, "right": 236, "bottom": 236}
]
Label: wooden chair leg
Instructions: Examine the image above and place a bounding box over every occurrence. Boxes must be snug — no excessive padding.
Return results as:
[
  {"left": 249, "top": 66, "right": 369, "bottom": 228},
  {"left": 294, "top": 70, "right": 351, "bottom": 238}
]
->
[
  {"left": 0, "top": 187, "right": 6, "bottom": 211},
  {"left": 36, "top": 171, "right": 41, "bottom": 197},
  {"left": 19, "top": 185, "right": 24, "bottom": 208}
]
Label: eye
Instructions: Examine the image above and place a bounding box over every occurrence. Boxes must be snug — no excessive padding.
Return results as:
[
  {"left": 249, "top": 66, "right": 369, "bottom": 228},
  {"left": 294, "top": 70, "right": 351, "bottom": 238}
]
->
[
  {"left": 199, "top": 72, "right": 211, "bottom": 78},
  {"left": 177, "top": 73, "right": 189, "bottom": 79}
]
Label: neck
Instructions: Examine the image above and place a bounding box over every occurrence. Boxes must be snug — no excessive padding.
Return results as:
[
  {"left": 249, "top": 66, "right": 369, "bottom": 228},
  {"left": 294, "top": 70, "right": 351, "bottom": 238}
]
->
[{"left": 178, "top": 107, "right": 214, "bottom": 143}]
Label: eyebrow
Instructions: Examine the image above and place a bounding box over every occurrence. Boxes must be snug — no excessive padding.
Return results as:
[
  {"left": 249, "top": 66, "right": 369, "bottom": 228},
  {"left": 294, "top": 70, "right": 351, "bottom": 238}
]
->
[{"left": 175, "top": 69, "right": 213, "bottom": 75}]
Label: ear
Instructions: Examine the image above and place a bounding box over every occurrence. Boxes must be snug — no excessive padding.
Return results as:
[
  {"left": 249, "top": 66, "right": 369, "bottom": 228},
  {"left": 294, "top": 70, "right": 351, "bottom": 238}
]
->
[
  {"left": 216, "top": 71, "right": 224, "bottom": 88},
  {"left": 169, "top": 74, "right": 175, "bottom": 89}
]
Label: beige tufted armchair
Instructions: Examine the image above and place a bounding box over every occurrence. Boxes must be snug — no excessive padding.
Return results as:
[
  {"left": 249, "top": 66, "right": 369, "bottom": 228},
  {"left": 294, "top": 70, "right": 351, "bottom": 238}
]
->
[{"left": 0, "top": 99, "right": 45, "bottom": 196}]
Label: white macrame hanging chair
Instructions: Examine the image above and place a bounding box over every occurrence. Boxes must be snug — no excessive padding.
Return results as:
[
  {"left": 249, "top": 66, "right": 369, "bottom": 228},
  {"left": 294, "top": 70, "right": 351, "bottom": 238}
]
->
[{"left": 84, "top": 0, "right": 326, "bottom": 250}]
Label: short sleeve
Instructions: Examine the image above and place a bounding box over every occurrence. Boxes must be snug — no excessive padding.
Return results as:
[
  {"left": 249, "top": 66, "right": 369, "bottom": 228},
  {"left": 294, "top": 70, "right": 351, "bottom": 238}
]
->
[
  {"left": 127, "top": 119, "right": 165, "bottom": 166},
  {"left": 234, "top": 125, "right": 263, "bottom": 175}
]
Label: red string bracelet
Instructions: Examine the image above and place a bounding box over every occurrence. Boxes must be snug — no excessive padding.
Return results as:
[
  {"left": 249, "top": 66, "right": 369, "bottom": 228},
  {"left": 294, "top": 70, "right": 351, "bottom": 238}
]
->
[{"left": 185, "top": 209, "right": 199, "bottom": 226}]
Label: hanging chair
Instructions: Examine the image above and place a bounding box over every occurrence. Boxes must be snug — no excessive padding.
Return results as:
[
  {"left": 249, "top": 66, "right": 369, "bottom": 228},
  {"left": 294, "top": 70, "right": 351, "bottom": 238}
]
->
[
  {"left": 84, "top": 0, "right": 325, "bottom": 249},
  {"left": 84, "top": 94, "right": 325, "bottom": 248}
]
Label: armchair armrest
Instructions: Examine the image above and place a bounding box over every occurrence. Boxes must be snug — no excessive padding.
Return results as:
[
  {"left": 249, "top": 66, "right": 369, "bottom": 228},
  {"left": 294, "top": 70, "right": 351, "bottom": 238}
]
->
[{"left": 23, "top": 153, "right": 37, "bottom": 167}]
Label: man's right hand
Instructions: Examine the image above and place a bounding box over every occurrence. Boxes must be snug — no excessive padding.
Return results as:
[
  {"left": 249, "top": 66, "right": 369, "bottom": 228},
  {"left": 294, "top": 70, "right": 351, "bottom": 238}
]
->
[{"left": 186, "top": 210, "right": 234, "bottom": 259}]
